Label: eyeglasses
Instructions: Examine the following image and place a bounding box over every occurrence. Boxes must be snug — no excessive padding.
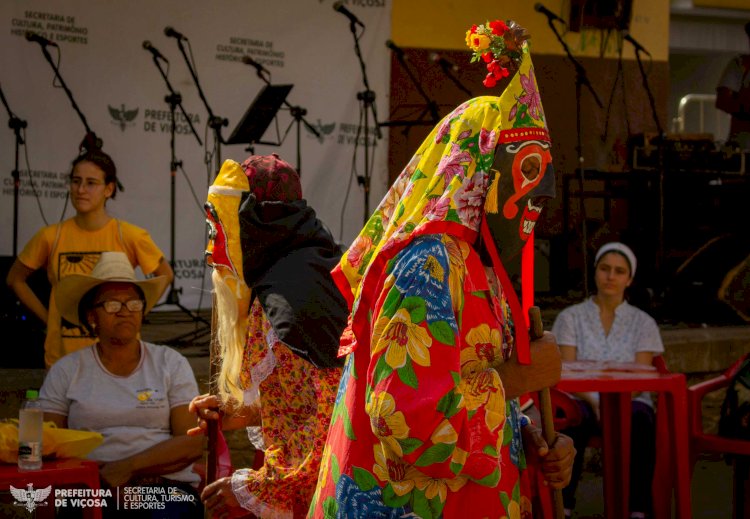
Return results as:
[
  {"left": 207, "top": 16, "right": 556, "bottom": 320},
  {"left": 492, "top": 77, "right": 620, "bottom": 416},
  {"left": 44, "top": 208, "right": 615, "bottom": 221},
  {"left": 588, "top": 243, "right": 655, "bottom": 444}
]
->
[
  {"left": 94, "top": 299, "right": 145, "bottom": 314},
  {"left": 70, "top": 178, "right": 106, "bottom": 190}
]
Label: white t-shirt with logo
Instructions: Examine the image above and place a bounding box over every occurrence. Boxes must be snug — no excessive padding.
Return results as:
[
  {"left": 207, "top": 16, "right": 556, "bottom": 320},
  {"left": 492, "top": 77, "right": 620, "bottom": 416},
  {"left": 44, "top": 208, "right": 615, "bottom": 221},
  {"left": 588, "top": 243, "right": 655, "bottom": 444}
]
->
[{"left": 39, "top": 341, "right": 200, "bottom": 484}]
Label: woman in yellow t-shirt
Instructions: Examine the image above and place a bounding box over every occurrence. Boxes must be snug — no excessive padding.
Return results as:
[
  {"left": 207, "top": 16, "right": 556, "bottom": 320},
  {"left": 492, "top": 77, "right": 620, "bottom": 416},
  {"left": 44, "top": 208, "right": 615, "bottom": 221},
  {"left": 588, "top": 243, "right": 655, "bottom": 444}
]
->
[{"left": 6, "top": 148, "right": 173, "bottom": 367}]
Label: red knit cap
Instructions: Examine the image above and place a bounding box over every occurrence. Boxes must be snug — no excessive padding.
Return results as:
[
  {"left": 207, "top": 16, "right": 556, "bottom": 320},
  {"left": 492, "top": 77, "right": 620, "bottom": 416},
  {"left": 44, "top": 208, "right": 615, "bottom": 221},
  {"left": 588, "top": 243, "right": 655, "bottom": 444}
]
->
[{"left": 240, "top": 153, "right": 302, "bottom": 202}]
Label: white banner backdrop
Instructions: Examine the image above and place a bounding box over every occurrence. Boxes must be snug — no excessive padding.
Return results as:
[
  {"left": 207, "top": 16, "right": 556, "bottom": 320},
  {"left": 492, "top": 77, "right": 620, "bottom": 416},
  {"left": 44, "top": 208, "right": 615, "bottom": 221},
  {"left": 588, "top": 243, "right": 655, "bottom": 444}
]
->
[{"left": 0, "top": 0, "right": 391, "bottom": 309}]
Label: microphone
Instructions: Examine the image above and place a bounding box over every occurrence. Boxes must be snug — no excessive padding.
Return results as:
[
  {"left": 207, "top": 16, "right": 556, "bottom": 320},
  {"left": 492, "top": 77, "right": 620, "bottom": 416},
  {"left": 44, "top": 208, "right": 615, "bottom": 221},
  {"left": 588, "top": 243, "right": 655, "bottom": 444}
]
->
[
  {"left": 430, "top": 52, "right": 459, "bottom": 72},
  {"left": 25, "top": 32, "right": 58, "bottom": 47},
  {"left": 333, "top": 1, "right": 364, "bottom": 28},
  {"left": 385, "top": 40, "right": 406, "bottom": 59},
  {"left": 164, "top": 26, "right": 187, "bottom": 40},
  {"left": 534, "top": 3, "right": 566, "bottom": 25},
  {"left": 623, "top": 32, "right": 651, "bottom": 57},
  {"left": 242, "top": 56, "right": 270, "bottom": 76},
  {"left": 142, "top": 41, "right": 168, "bottom": 62}
]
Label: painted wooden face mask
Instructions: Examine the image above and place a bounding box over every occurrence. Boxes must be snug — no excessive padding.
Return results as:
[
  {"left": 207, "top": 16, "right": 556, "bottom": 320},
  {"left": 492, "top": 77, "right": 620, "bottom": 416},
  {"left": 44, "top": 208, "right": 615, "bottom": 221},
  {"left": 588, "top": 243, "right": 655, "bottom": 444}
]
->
[
  {"left": 205, "top": 159, "right": 251, "bottom": 301},
  {"left": 205, "top": 154, "right": 302, "bottom": 299},
  {"left": 485, "top": 138, "right": 555, "bottom": 262}
]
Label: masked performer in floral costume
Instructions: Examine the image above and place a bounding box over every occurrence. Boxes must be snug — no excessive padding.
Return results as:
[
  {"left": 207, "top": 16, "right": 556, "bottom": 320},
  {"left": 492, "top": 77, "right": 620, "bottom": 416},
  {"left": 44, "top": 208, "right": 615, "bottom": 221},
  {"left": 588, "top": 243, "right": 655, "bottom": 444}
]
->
[
  {"left": 308, "top": 20, "right": 573, "bottom": 519},
  {"left": 191, "top": 154, "right": 347, "bottom": 518}
]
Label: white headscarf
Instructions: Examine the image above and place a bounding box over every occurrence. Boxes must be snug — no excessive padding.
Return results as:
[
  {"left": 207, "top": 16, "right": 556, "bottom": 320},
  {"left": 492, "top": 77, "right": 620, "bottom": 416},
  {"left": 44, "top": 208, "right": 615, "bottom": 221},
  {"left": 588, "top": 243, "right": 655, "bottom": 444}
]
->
[{"left": 595, "top": 242, "right": 637, "bottom": 278}]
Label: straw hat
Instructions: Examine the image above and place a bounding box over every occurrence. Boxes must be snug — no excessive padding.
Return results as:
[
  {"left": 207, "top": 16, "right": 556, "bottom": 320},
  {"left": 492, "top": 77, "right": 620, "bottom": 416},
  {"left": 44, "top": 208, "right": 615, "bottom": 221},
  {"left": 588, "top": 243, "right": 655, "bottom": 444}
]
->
[{"left": 56, "top": 251, "right": 168, "bottom": 326}]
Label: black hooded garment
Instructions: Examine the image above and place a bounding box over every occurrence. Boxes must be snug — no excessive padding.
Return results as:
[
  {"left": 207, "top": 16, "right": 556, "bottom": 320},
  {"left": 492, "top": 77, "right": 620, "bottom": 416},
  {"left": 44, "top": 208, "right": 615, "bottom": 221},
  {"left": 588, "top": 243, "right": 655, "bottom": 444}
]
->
[{"left": 238, "top": 193, "right": 348, "bottom": 368}]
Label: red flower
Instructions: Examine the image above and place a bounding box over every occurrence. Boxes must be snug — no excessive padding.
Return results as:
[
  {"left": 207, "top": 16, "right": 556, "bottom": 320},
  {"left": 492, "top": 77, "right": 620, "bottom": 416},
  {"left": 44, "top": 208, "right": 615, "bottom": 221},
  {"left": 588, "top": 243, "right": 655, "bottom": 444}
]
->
[
  {"left": 482, "top": 52, "right": 493, "bottom": 63},
  {"left": 489, "top": 20, "right": 508, "bottom": 36},
  {"left": 483, "top": 74, "right": 497, "bottom": 88},
  {"left": 470, "top": 24, "right": 478, "bottom": 34},
  {"left": 487, "top": 60, "right": 509, "bottom": 79}
]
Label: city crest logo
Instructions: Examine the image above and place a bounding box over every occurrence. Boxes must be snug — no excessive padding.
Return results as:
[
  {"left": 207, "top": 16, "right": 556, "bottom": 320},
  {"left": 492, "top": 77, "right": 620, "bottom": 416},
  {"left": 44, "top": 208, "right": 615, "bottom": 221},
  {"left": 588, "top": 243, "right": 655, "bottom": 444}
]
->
[
  {"left": 305, "top": 119, "right": 336, "bottom": 143},
  {"left": 108, "top": 104, "right": 139, "bottom": 131},
  {"left": 11, "top": 483, "right": 52, "bottom": 513}
]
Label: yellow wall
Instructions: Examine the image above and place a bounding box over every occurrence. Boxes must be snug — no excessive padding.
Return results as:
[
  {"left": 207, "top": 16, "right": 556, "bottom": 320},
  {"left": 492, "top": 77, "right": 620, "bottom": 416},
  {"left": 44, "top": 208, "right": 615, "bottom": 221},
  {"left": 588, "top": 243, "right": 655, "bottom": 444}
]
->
[{"left": 391, "top": 0, "right": 670, "bottom": 61}]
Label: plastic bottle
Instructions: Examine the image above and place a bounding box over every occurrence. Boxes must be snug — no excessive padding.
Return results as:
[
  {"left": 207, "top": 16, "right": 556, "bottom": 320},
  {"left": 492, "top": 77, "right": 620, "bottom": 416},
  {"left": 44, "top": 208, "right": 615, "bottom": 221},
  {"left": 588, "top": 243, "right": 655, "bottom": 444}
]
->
[{"left": 18, "top": 389, "right": 43, "bottom": 471}]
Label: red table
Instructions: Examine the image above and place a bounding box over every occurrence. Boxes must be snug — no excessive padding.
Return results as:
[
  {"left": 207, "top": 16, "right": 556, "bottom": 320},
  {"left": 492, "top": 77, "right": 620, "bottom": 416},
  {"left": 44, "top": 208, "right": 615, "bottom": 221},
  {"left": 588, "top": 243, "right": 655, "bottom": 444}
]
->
[
  {"left": 556, "top": 362, "right": 692, "bottom": 519},
  {"left": 0, "top": 458, "right": 102, "bottom": 519}
]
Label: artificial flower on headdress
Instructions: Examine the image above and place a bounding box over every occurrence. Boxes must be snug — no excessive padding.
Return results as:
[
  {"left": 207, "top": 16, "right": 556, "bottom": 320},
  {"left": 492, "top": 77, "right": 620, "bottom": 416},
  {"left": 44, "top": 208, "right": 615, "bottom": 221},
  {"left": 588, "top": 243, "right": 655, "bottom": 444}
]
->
[{"left": 465, "top": 20, "right": 530, "bottom": 88}]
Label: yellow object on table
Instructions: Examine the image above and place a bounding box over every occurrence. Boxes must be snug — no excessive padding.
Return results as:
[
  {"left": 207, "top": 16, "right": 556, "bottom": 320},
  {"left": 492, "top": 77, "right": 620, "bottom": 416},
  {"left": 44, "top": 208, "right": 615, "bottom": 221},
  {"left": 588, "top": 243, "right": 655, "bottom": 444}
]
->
[{"left": 0, "top": 420, "right": 103, "bottom": 463}]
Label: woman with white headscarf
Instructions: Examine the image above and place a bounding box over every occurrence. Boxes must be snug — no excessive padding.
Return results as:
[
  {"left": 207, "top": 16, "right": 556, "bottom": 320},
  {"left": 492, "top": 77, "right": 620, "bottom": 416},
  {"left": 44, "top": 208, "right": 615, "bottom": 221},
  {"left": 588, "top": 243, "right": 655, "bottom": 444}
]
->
[{"left": 552, "top": 242, "right": 664, "bottom": 519}]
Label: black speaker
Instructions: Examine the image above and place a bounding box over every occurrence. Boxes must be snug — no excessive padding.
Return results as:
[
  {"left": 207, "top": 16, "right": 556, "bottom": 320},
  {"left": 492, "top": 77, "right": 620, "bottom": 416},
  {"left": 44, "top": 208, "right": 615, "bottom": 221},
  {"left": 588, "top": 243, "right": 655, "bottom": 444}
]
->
[{"left": 0, "top": 256, "right": 47, "bottom": 368}]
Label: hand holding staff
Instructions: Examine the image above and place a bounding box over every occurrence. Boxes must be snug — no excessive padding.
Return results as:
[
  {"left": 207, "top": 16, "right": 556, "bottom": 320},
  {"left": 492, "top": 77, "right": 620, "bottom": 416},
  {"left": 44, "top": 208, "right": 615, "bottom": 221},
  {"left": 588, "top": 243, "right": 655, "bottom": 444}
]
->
[{"left": 529, "top": 306, "right": 566, "bottom": 519}]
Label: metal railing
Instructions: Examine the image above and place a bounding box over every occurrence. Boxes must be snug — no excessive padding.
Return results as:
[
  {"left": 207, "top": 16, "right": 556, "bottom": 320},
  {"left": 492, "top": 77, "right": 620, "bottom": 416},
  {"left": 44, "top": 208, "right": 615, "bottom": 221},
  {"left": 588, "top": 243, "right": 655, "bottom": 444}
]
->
[{"left": 672, "top": 93, "right": 728, "bottom": 135}]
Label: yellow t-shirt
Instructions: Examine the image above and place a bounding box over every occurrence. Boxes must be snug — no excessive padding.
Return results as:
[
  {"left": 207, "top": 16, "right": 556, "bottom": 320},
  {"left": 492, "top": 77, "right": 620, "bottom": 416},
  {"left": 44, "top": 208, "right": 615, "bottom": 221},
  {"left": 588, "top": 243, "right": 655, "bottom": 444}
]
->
[{"left": 18, "top": 218, "right": 165, "bottom": 367}]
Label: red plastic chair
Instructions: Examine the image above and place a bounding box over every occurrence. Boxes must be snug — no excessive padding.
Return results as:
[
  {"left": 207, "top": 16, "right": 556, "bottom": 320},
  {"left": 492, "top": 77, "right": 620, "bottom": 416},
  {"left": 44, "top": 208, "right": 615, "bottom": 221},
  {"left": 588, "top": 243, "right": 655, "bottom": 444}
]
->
[
  {"left": 688, "top": 353, "right": 750, "bottom": 519},
  {"left": 652, "top": 355, "right": 670, "bottom": 374}
]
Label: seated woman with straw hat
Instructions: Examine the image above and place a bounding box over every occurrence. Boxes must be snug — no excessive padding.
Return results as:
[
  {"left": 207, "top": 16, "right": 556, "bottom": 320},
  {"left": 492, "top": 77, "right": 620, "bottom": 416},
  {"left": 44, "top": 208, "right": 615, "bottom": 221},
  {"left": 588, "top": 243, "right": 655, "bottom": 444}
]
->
[{"left": 38, "top": 251, "right": 204, "bottom": 517}]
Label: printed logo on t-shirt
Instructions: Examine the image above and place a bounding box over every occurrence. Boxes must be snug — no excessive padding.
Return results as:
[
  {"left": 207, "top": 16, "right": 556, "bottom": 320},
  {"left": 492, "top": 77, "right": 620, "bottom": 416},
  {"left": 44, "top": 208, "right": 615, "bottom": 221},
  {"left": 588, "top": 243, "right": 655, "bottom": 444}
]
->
[
  {"left": 135, "top": 388, "right": 166, "bottom": 409},
  {"left": 58, "top": 251, "right": 102, "bottom": 279},
  {"left": 58, "top": 251, "right": 102, "bottom": 339}
]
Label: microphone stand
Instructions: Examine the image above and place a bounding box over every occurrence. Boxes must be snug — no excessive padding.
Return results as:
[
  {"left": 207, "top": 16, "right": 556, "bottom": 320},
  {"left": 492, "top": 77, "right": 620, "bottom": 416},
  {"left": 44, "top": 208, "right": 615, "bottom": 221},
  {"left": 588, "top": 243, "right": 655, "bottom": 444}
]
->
[
  {"left": 601, "top": 35, "right": 630, "bottom": 144},
  {"left": 147, "top": 52, "right": 208, "bottom": 331},
  {"left": 345, "top": 20, "right": 382, "bottom": 223},
  {"left": 629, "top": 39, "right": 666, "bottom": 277},
  {"left": 172, "top": 37, "right": 228, "bottom": 176},
  {"left": 252, "top": 70, "right": 321, "bottom": 176},
  {"left": 31, "top": 42, "right": 101, "bottom": 152},
  {"left": 0, "top": 83, "right": 27, "bottom": 257},
  {"left": 545, "top": 17, "right": 603, "bottom": 296}
]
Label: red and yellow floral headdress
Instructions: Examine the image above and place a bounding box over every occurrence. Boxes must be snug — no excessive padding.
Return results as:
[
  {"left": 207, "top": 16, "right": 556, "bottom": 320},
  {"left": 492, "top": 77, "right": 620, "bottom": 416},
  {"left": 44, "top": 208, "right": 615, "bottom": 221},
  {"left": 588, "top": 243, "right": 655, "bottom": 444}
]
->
[{"left": 465, "top": 20, "right": 530, "bottom": 88}]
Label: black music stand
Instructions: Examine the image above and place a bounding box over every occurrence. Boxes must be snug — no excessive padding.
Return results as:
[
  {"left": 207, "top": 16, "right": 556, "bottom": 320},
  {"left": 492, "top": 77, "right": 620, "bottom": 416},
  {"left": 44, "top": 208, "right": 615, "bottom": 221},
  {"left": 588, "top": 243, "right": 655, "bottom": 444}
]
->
[{"left": 227, "top": 84, "right": 293, "bottom": 149}]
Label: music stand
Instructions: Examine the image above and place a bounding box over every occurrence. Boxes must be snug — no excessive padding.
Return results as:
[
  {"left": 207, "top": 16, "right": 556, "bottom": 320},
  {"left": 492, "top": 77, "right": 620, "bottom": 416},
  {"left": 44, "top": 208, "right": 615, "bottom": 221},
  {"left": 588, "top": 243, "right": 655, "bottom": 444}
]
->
[{"left": 227, "top": 84, "right": 293, "bottom": 148}]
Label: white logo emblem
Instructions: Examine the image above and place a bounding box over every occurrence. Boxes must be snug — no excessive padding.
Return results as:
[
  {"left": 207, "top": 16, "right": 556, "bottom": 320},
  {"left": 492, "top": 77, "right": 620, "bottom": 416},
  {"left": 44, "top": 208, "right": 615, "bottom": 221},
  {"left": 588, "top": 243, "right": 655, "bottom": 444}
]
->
[{"left": 11, "top": 483, "right": 52, "bottom": 512}]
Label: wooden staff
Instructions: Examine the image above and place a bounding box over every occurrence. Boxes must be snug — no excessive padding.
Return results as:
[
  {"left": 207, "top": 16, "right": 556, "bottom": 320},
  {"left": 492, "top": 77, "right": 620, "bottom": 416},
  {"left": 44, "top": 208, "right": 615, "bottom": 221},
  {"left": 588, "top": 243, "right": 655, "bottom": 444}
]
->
[
  {"left": 528, "top": 306, "right": 565, "bottom": 519},
  {"left": 206, "top": 294, "right": 220, "bottom": 488}
]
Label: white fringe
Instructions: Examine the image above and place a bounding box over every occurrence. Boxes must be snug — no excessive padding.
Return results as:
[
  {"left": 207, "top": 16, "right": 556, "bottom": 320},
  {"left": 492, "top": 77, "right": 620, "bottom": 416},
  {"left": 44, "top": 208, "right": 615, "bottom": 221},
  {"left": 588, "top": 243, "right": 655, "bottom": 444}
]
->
[
  {"left": 231, "top": 469, "right": 293, "bottom": 519},
  {"left": 245, "top": 426, "right": 266, "bottom": 451},
  {"left": 242, "top": 327, "right": 279, "bottom": 407}
]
